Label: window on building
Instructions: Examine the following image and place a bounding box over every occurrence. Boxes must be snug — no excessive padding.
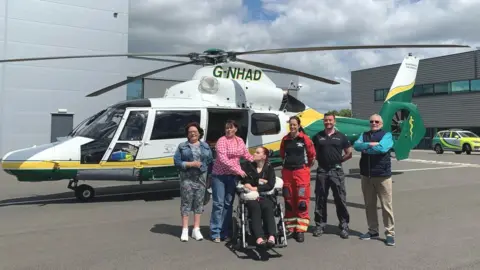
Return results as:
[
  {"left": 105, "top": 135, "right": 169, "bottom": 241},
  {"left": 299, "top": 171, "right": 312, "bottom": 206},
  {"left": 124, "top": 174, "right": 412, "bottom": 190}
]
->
[
  {"left": 251, "top": 113, "right": 281, "bottom": 135},
  {"left": 434, "top": 82, "right": 449, "bottom": 95},
  {"left": 471, "top": 79, "right": 480, "bottom": 91},
  {"left": 412, "top": 85, "right": 422, "bottom": 97},
  {"left": 374, "top": 89, "right": 387, "bottom": 101},
  {"left": 413, "top": 84, "right": 434, "bottom": 97},
  {"left": 127, "top": 79, "right": 144, "bottom": 100},
  {"left": 150, "top": 110, "right": 201, "bottom": 140},
  {"left": 451, "top": 80, "right": 470, "bottom": 93}
]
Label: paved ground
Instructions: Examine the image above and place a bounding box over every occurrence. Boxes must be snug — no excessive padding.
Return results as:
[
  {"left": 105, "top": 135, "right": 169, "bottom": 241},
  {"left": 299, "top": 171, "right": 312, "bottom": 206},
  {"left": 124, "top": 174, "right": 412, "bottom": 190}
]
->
[{"left": 1, "top": 150, "right": 480, "bottom": 270}]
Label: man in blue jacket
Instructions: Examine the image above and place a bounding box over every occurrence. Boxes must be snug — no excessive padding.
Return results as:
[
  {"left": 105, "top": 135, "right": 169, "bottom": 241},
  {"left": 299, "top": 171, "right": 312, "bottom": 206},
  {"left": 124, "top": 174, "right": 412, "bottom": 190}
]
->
[{"left": 353, "top": 114, "right": 395, "bottom": 246}]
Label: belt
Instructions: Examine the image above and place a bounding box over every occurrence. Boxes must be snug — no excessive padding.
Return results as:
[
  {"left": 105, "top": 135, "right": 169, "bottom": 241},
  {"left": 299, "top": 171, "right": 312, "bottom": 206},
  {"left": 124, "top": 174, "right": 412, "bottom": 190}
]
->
[{"left": 318, "top": 163, "right": 342, "bottom": 170}]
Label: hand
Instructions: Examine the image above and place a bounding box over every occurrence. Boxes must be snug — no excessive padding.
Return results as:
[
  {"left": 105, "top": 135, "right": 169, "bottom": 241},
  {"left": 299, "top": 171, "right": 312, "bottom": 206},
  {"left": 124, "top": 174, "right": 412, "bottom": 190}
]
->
[
  {"left": 239, "top": 171, "right": 247, "bottom": 178},
  {"left": 259, "top": 178, "right": 267, "bottom": 184},
  {"left": 369, "top": 142, "right": 379, "bottom": 147},
  {"left": 189, "top": 161, "right": 202, "bottom": 168}
]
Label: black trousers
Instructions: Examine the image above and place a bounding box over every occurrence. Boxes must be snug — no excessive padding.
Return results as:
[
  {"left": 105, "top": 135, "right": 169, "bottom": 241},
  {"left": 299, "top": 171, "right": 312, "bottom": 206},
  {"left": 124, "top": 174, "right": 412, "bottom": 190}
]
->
[
  {"left": 314, "top": 167, "right": 350, "bottom": 230},
  {"left": 245, "top": 198, "right": 277, "bottom": 239}
]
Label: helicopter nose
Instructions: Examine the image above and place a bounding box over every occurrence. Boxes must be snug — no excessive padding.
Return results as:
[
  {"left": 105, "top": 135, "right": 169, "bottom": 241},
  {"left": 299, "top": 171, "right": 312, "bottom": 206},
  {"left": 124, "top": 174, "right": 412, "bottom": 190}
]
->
[{"left": 1, "top": 151, "right": 15, "bottom": 174}]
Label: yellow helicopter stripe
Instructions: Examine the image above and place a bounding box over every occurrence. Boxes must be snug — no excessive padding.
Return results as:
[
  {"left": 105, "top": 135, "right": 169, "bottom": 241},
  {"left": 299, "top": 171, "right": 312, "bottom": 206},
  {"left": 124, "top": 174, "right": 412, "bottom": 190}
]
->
[
  {"left": 385, "top": 81, "right": 415, "bottom": 101},
  {"left": 2, "top": 108, "right": 323, "bottom": 170},
  {"left": 1, "top": 158, "right": 174, "bottom": 170}
]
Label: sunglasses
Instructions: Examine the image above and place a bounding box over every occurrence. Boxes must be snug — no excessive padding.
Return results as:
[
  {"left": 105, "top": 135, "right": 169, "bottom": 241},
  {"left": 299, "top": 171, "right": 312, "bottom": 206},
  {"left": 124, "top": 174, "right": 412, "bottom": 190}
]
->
[{"left": 370, "top": 120, "right": 380, "bottom": 124}]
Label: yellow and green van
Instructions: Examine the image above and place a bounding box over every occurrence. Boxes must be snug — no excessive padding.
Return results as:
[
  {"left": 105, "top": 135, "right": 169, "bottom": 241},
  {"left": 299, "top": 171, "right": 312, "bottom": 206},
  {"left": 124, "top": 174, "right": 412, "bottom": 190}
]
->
[{"left": 432, "top": 129, "right": 480, "bottom": 155}]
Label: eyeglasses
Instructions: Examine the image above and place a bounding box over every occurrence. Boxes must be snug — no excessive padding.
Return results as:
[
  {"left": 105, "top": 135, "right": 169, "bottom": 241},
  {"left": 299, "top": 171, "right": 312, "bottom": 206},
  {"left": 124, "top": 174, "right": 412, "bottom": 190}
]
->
[{"left": 370, "top": 120, "right": 380, "bottom": 124}]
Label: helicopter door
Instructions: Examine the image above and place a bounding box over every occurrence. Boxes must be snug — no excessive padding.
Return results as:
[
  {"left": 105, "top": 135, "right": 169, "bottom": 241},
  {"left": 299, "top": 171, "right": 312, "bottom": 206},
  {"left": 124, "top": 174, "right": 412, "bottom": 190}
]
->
[
  {"left": 99, "top": 108, "right": 151, "bottom": 178},
  {"left": 247, "top": 110, "right": 285, "bottom": 161},
  {"left": 134, "top": 108, "right": 205, "bottom": 181}
]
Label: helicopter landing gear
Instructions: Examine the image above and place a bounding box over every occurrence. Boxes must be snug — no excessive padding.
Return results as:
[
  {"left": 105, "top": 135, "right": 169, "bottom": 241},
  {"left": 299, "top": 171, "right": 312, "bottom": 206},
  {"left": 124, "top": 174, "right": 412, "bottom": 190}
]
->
[{"left": 68, "top": 178, "right": 95, "bottom": 202}]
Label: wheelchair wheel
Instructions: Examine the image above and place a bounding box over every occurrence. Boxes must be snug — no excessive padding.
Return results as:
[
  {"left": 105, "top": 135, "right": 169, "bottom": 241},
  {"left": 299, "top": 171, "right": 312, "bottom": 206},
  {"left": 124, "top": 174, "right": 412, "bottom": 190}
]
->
[{"left": 231, "top": 216, "right": 242, "bottom": 249}]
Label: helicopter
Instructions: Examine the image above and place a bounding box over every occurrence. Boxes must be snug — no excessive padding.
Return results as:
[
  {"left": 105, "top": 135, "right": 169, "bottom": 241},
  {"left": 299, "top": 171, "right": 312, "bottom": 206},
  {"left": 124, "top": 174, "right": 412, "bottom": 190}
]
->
[{"left": 0, "top": 43, "right": 471, "bottom": 202}]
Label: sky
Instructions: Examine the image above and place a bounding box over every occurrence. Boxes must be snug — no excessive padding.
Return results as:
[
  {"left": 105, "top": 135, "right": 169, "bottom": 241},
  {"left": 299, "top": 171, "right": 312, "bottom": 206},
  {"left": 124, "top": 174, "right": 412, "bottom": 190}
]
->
[{"left": 127, "top": 0, "right": 480, "bottom": 113}]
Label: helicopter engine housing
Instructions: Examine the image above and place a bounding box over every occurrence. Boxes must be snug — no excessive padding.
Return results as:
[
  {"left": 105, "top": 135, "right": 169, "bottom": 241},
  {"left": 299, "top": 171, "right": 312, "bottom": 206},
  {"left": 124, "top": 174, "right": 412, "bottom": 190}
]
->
[{"left": 163, "top": 76, "right": 284, "bottom": 111}]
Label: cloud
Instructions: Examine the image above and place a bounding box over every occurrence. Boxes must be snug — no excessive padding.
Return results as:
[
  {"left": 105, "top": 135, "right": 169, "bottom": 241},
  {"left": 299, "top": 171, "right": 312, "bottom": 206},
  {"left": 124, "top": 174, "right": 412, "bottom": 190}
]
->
[{"left": 128, "top": 0, "right": 479, "bottom": 113}]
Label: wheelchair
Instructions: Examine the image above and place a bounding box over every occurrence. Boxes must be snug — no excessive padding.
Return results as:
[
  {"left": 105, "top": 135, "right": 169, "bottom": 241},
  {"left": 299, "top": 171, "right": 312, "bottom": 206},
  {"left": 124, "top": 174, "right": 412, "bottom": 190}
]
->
[{"left": 230, "top": 177, "right": 288, "bottom": 250}]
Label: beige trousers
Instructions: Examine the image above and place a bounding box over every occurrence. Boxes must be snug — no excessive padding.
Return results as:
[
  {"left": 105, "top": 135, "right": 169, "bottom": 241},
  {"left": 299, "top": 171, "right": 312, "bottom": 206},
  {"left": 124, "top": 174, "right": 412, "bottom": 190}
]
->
[{"left": 360, "top": 175, "right": 395, "bottom": 237}]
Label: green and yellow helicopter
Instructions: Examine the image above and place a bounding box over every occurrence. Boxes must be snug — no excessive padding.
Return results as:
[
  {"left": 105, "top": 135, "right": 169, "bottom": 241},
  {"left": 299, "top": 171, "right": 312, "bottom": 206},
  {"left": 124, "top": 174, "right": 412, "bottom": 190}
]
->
[{"left": 0, "top": 44, "right": 469, "bottom": 201}]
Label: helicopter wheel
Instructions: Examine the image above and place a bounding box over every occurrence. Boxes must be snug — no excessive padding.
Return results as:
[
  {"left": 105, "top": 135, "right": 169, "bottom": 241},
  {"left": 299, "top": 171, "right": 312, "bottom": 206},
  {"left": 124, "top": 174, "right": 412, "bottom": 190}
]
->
[
  {"left": 390, "top": 109, "right": 410, "bottom": 139},
  {"left": 74, "top": 184, "right": 95, "bottom": 202}
]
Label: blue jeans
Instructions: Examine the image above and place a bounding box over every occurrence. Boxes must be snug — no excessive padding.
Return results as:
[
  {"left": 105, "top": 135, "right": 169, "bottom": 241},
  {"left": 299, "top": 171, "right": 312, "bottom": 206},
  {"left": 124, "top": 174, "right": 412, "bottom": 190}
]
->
[{"left": 210, "top": 174, "right": 237, "bottom": 240}]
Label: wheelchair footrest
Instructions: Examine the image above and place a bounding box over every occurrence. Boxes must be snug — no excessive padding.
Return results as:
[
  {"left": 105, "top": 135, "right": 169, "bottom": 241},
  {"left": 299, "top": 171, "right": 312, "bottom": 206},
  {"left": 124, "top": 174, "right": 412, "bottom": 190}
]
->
[{"left": 245, "top": 245, "right": 257, "bottom": 250}]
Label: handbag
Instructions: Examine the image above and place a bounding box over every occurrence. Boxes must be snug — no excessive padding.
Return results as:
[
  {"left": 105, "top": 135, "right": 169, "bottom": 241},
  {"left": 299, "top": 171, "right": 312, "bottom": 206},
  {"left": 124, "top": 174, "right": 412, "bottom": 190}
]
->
[{"left": 201, "top": 174, "right": 212, "bottom": 206}]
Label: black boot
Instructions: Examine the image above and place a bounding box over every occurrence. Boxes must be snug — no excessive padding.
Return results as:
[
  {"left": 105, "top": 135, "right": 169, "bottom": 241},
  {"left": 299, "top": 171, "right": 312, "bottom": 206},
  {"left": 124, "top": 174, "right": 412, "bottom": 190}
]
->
[
  {"left": 339, "top": 228, "right": 349, "bottom": 239},
  {"left": 296, "top": 232, "right": 305, "bottom": 242},
  {"left": 312, "top": 226, "right": 324, "bottom": 237}
]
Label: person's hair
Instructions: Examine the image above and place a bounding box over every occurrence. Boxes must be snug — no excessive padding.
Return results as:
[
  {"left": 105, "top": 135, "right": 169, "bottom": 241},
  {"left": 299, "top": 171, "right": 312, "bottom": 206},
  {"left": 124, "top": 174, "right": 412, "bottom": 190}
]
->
[
  {"left": 369, "top": 113, "right": 383, "bottom": 123},
  {"left": 324, "top": 113, "right": 336, "bottom": 119},
  {"left": 184, "top": 122, "right": 204, "bottom": 139},
  {"left": 259, "top": 146, "right": 270, "bottom": 162},
  {"left": 225, "top": 119, "right": 238, "bottom": 129},
  {"left": 289, "top": 116, "right": 305, "bottom": 133}
]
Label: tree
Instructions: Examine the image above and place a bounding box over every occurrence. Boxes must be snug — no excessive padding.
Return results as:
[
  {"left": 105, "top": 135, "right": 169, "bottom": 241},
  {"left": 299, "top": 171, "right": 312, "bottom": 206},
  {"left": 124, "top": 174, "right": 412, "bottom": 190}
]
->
[
  {"left": 325, "top": 108, "right": 352, "bottom": 117},
  {"left": 338, "top": 109, "right": 352, "bottom": 117}
]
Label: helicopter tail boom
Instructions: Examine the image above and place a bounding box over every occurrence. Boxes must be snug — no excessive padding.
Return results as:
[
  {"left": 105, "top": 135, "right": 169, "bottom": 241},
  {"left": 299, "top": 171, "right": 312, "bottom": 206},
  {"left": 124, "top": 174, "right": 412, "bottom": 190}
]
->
[{"left": 378, "top": 54, "right": 425, "bottom": 160}]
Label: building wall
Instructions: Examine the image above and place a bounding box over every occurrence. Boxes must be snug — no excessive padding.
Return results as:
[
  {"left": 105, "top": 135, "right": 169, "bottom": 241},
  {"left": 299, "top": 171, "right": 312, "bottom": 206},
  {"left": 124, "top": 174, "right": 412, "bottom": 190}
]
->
[
  {"left": 351, "top": 50, "right": 480, "bottom": 128},
  {"left": 0, "top": 0, "right": 130, "bottom": 157}
]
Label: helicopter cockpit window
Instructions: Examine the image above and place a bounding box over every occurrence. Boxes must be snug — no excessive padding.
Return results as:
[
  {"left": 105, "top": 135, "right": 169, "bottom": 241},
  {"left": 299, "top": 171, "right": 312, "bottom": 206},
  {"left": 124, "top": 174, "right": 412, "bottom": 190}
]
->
[
  {"left": 69, "top": 109, "right": 107, "bottom": 137},
  {"left": 75, "top": 107, "right": 125, "bottom": 140},
  {"left": 150, "top": 110, "right": 201, "bottom": 140},
  {"left": 118, "top": 110, "right": 149, "bottom": 141}
]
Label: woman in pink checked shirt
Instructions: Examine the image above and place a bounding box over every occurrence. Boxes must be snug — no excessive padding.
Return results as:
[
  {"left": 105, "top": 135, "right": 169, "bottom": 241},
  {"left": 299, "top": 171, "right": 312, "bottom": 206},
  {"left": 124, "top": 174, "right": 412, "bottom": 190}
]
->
[{"left": 209, "top": 119, "right": 253, "bottom": 243}]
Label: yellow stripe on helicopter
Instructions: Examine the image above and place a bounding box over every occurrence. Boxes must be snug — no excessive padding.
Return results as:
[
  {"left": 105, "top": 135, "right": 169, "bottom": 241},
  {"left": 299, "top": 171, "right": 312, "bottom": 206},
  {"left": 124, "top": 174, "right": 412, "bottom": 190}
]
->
[{"left": 3, "top": 108, "right": 323, "bottom": 170}]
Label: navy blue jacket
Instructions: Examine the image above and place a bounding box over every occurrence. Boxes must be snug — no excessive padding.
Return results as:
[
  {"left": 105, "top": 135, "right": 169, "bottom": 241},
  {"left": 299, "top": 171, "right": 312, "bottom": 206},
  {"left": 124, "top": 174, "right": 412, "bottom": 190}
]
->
[
  {"left": 353, "top": 130, "right": 393, "bottom": 177},
  {"left": 173, "top": 140, "right": 213, "bottom": 173}
]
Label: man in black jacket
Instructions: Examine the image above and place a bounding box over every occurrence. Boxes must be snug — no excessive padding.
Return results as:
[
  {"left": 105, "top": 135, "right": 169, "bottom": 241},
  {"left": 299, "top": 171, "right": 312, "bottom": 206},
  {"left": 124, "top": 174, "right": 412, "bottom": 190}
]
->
[{"left": 353, "top": 114, "right": 395, "bottom": 247}]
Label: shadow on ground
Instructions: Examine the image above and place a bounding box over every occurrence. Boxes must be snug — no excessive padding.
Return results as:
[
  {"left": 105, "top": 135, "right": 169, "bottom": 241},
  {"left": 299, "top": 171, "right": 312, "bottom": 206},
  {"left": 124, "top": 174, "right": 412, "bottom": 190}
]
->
[{"left": 0, "top": 182, "right": 181, "bottom": 207}]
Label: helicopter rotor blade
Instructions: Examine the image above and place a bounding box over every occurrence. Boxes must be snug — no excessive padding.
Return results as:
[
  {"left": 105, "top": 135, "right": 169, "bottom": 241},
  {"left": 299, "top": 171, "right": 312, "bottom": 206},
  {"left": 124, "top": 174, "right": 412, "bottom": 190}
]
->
[
  {"left": 236, "top": 57, "right": 339, "bottom": 85},
  {"left": 0, "top": 53, "right": 191, "bottom": 63},
  {"left": 85, "top": 60, "right": 196, "bottom": 97},
  {"left": 233, "top": 44, "right": 472, "bottom": 56}
]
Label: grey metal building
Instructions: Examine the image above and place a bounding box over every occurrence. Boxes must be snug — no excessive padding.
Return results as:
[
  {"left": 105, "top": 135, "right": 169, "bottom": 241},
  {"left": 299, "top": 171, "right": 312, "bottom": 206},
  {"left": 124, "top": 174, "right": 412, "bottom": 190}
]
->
[{"left": 351, "top": 50, "right": 480, "bottom": 149}]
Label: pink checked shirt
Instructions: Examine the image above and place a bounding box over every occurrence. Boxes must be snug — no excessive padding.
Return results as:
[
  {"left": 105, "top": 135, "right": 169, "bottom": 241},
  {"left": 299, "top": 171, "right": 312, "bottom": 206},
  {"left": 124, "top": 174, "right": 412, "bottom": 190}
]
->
[{"left": 212, "top": 135, "right": 254, "bottom": 175}]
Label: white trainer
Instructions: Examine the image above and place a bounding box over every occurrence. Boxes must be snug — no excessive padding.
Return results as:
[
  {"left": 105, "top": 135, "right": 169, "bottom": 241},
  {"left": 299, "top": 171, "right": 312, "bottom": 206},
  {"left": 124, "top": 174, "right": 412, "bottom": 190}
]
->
[
  {"left": 192, "top": 227, "right": 203, "bottom": 241},
  {"left": 180, "top": 228, "right": 189, "bottom": 242}
]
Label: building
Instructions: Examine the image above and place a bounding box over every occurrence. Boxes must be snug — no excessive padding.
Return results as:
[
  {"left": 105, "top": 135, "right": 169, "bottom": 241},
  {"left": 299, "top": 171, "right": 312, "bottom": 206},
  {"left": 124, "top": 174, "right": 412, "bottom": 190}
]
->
[
  {"left": 0, "top": 0, "right": 298, "bottom": 157},
  {"left": 351, "top": 50, "right": 480, "bottom": 149}
]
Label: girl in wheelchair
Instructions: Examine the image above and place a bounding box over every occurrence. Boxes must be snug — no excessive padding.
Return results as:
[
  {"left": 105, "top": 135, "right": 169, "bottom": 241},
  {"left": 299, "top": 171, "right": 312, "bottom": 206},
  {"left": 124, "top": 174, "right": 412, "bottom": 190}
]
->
[{"left": 238, "top": 147, "right": 278, "bottom": 247}]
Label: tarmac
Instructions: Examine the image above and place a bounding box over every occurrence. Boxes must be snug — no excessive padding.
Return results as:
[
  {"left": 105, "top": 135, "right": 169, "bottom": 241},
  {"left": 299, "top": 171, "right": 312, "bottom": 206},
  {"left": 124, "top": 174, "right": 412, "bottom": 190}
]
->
[{"left": 1, "top": 150, "right": 480, "bottom": 270}]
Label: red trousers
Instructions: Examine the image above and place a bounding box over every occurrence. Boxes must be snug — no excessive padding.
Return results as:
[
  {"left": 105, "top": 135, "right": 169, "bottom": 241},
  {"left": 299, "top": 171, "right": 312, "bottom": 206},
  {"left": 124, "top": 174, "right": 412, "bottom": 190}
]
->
[{"left": 281, "top": 166, "right": 311, "bottom": 233}]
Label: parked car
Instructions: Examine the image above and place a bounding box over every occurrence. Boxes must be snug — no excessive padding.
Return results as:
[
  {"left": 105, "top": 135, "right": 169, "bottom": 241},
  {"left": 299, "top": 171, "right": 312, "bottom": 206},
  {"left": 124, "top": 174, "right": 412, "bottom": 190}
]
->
[{"left": 431, "top": 129, "right": 480, "bottom": 155}]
